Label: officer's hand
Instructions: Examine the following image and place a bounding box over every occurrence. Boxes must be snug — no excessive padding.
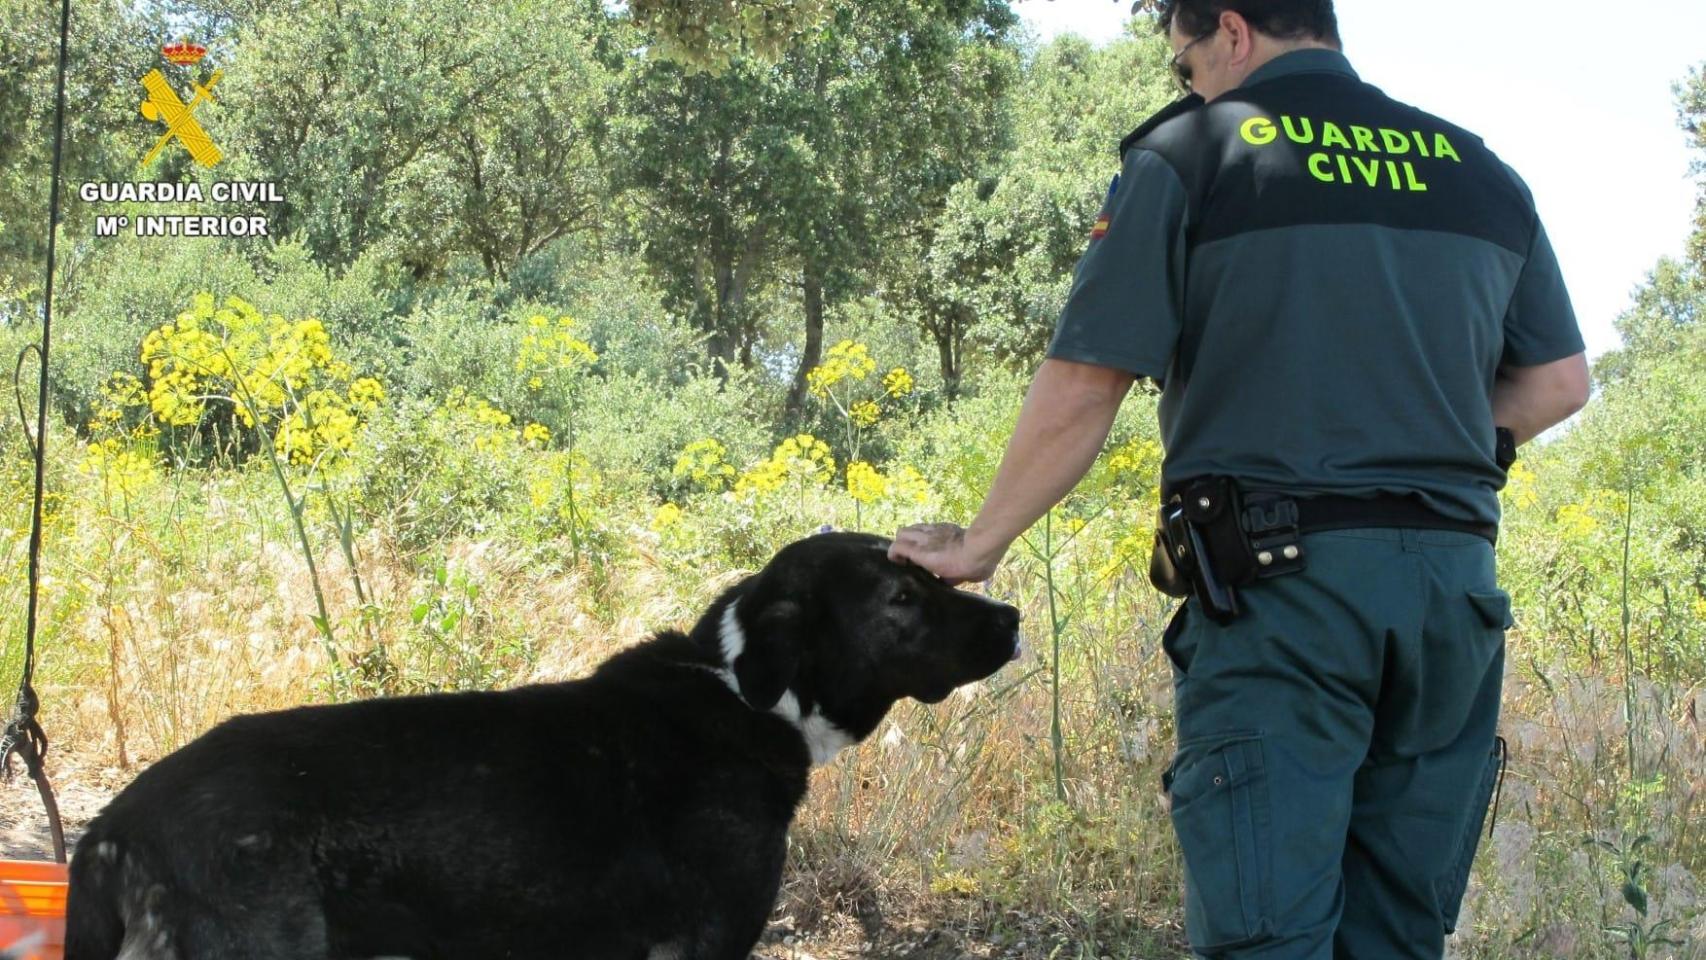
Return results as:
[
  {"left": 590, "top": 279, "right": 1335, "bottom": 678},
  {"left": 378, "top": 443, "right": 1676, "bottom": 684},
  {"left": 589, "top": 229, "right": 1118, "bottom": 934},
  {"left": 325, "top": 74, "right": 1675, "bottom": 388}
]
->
[{"left": 887, "top": 522, "right": 1004, "bottom": 587}]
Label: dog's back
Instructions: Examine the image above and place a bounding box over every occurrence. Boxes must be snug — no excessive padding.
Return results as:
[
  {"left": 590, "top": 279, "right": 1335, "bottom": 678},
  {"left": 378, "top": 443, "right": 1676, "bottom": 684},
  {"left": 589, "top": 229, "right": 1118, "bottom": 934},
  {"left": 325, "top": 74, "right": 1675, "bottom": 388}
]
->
[{"left": 63, "top": 633, "right": 812, "bottom": 960}]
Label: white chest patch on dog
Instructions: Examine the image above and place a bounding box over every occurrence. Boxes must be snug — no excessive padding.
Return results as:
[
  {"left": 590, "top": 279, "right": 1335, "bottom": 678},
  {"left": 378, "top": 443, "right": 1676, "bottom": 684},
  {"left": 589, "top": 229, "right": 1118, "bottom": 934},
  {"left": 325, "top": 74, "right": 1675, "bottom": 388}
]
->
[
  {"left": 720, "top": 599, "right": 853, "bottom": 765},
  {"left": 772, "top": 691, "right": 856, "bottom": 766}
]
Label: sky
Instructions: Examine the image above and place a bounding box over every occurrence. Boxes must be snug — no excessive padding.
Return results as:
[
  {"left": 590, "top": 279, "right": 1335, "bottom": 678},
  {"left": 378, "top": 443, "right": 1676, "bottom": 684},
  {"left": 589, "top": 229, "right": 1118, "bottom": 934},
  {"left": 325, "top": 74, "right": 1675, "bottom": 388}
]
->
[{"left": 1013, "top": 0, "right": 1706, "bottom": 362}]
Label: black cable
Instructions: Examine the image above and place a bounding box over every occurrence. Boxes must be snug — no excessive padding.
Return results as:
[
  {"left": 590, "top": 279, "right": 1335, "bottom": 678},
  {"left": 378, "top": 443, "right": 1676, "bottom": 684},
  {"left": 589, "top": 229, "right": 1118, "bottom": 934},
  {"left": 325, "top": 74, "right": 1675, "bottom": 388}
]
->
[
  {"left": 13, "top": 345, "right": 43, "bottom": 460},
  {"left": 27, "top": 0, "right": 75, "bottom": 694},
  {"left": 2, "top": 0, "right": 75, "bottom": 865}
]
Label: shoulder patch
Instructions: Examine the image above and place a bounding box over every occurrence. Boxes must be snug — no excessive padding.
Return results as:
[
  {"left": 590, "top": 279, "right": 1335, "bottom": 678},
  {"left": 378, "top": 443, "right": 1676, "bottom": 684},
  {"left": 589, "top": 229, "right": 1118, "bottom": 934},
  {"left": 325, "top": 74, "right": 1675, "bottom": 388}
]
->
[{"left": 1089, "top": 174, "right": 1119, "bottom": 240}]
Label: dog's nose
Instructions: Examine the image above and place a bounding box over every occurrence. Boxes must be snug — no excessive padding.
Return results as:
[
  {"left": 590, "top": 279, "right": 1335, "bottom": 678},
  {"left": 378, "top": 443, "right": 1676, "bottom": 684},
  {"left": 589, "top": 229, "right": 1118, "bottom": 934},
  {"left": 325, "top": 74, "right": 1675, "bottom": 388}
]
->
[{"left": 1001, "top": 606, "right": 1023, "bottom": 660}]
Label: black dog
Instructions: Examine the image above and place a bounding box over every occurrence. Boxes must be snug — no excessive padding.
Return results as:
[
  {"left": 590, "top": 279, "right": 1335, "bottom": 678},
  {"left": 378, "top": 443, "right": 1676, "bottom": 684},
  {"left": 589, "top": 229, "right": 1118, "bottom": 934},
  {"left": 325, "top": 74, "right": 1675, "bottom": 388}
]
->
[{"left": 65, "top": 532, "right": 1022, "bottom": 959}]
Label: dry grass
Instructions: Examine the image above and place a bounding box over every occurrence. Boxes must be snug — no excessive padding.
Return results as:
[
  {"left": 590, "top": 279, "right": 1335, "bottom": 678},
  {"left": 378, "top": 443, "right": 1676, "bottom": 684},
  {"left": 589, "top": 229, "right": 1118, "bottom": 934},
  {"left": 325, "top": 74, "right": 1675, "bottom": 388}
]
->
[{"left": 4, "top": 480, "right": 1703, "bottom": 959}]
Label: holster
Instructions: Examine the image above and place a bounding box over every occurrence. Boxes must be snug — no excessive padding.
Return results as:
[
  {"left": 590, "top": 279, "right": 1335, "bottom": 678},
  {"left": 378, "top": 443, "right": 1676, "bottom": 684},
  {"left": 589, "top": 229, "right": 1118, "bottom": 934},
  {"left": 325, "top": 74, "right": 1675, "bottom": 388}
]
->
[{"left": 1147, "top": 477, "right": 1307, "bottom": 624}]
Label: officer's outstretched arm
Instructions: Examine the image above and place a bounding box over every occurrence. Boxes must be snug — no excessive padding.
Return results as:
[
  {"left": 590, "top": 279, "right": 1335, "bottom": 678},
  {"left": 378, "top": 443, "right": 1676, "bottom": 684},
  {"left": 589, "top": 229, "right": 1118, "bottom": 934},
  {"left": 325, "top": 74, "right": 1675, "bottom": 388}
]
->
[
  {"left": 1492, "top": 351, "right": 1590, "bottom": 445},
  {"left": 963, "top": 358, "right": 1135, "bottom": 562}
]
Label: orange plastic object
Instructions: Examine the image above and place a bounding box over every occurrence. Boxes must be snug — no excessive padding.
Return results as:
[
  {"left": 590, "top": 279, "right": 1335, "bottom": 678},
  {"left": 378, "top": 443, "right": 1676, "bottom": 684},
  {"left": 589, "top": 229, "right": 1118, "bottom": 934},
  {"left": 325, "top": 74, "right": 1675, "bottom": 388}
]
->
[{"left": 0, "top": 859, "right": 67, "bottom": 960}]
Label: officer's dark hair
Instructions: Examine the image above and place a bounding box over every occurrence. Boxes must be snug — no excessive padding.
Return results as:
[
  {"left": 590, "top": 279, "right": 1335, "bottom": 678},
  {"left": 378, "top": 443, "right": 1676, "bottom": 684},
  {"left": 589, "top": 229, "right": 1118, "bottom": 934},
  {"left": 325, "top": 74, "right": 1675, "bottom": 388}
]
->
[{"left": 1156, "top": 0, "right": 1341, "bottom": 48}]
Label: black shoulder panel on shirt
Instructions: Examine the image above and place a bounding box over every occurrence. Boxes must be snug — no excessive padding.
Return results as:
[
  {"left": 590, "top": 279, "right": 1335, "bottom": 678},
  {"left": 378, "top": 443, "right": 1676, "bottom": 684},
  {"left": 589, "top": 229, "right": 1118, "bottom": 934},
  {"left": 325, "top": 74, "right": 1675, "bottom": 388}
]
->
[
  {"left": 1117, "top": 73, "right": 1534, "bottom": 256},
  {"left": 1119, "top": 94, "right": 1204, "bottom": 159}
]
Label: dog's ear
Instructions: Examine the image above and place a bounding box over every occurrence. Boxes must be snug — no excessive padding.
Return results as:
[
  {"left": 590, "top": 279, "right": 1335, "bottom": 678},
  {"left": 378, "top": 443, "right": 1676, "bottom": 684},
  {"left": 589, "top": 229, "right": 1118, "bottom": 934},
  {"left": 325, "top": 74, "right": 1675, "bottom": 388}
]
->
[{"left": 733, "top": 599, "right": 806, "bottom": 711}]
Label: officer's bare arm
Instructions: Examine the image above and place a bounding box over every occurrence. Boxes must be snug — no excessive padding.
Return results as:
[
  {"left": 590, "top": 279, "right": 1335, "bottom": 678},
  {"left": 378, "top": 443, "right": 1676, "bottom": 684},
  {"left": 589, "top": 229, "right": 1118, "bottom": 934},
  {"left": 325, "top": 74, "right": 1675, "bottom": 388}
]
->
[
  {"left": 965, "top": 358, "right": 1136, "bottom": 561},
  {"left": 1491, "top": 351, "right": 1591, "bottom": 446}
]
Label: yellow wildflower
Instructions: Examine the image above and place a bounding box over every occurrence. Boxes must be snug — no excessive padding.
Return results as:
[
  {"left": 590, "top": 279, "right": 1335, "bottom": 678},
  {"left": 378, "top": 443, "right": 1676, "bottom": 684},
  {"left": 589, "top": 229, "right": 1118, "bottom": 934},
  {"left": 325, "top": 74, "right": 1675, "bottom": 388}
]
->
[
  {"left": 846, "top": 461, "right": 889, "bottom": 504},
  {"left": 1106, "top": 438, "right": 1163, "bottom": 482},
  {"left": 883, "top": 367, "right": 914, "bottom": 398},
  {"left": 134, "top": 294, "right": 379, "bottom": 464},
  {"left": 516, "top": 314, "right": 598, "bottom": 382},
  {"left": 529, "top": 471, "right": 557, "bottom": 511},
  {"left": 734, "top": 436, "right": 835, "bottom": 498},
  {"left": 735, "top": 457, "right": 788, "bottom": 497},
  {"left": 806, "top": 340, "right": 877, "bottom": 398},
  {"left": 1502, "top": 461, "right": 1539, "bottom": 511},
  {"left": 1557, "top": 501, "right": 1598, "bottom": 538},
  {"left": 651, "top": 502, "right": 684, "bottom": 532},
  {"left": 77, "top": 438, "right": 159, "bottom": 501},
  {"left": 348, "top": 377, "right": 385, "bottom": 412},
  {"left": 889, "top": 465, "right": 932, "bottom": 506},
  {"left": 673, "top": 439, "right": 737, "bottom": 492},
  {"left": 774, "top": 433, "right": 836, "bottom": 483}
]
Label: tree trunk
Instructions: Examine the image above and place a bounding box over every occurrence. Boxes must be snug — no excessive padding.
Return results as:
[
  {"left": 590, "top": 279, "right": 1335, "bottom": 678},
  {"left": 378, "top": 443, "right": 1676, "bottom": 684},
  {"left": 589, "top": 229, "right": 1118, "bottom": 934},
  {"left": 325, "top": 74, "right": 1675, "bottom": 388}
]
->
[
  {"left": 708, "top": 252, "right": 738, "bottom": 380},
  {"left": 785, "top": 266, "right": 826, "bottom": 424},
  {"left": 934, "top": 305, "right": 968, "bottom": 399},
  {"left": 709, "top": 229, "right": 761, "bottom": 378},
  {"left": 730, "top": 234, "right": 761, "bottom": 371}
]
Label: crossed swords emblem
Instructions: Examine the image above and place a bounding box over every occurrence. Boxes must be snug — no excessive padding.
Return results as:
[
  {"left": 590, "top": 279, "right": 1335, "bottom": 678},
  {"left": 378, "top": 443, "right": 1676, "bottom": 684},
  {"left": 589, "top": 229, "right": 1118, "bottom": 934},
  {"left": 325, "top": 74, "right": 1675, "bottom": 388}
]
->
[{"left": 138, "top": 68, "right": 223, "bottom": 168}]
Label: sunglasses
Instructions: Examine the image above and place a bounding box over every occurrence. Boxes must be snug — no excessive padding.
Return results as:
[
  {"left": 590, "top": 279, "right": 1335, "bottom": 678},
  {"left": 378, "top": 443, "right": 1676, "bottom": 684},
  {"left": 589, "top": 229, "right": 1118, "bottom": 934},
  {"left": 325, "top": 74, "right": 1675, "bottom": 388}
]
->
[{"left": 1170, "top": 27, "right": 1218, "bottom": 93}]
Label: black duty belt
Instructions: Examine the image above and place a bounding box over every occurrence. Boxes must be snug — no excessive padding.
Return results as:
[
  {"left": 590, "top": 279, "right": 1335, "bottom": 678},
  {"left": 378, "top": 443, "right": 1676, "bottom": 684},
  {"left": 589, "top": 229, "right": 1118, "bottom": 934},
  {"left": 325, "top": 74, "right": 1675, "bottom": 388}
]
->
[
  {"left": 1151, "top": 479, "right": 1500, "bottom": 624},
  {"left": 1284, "top": 494, "right": 1498, "bottom": 545}
]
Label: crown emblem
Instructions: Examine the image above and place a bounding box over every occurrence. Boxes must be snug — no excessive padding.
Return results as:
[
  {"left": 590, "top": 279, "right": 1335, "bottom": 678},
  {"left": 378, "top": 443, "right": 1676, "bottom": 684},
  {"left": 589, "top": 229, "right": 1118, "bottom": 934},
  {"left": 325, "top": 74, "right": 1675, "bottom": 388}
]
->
[{"left": 162, "top": 39, "right": 207, "bottom": 66}]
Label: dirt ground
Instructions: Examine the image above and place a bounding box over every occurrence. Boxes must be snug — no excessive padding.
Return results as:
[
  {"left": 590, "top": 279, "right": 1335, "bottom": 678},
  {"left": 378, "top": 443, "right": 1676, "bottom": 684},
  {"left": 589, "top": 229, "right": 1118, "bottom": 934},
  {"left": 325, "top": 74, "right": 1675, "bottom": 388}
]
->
[
  {"left": 0, "top": 760, "right": 116, "bottom": 865},
  {"left": 2, "top": 765, "right": 1186, "bottom": 960}
]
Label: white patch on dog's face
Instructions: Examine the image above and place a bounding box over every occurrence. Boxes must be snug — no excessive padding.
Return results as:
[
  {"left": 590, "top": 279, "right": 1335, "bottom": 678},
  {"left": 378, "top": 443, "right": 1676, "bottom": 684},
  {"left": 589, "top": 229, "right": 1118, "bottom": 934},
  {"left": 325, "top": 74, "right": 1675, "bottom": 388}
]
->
[
  {"left": 772, "top": 691, "right": 856, "bottom": 766},
  {"left": 647, "top": 944, "right": 685, "bottom": 960},
  {"left": 718, "top": 601, "right": 746, "bottom": 664},
  {"left": 705, "top": 601, "right": 744, "bottom": 696}
]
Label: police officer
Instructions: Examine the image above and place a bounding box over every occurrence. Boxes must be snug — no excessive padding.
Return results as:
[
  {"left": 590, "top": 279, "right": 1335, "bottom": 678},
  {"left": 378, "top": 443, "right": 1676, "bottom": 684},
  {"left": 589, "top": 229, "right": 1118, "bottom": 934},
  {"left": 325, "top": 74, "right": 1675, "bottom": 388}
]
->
[{"left": 888, "top": 1, "right": 1590, "bottom": 956}]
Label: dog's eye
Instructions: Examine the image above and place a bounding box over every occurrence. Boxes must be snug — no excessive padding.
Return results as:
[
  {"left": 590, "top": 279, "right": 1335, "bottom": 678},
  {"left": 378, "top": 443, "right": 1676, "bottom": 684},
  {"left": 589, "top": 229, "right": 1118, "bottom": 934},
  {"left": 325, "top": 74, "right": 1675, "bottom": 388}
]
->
[{"left": 892, "top": 588, "right": 915, "bottom": 606}]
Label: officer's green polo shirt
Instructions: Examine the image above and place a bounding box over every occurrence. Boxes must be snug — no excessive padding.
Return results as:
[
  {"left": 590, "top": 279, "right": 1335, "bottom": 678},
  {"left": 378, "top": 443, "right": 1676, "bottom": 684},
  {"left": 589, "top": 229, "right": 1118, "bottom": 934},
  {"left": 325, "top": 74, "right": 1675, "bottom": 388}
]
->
[{"left": 1047, "top": 49, "right": 1584, "bottom": 524}]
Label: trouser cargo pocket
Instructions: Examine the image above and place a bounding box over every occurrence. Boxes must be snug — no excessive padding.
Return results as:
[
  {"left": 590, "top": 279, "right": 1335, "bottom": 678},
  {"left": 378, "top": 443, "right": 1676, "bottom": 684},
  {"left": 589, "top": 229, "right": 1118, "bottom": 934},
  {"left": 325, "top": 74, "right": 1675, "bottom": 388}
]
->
[
  {"left": 1165, "top": 731, "right": 1274, "bottom": 953},
  {"left": 1467, "top": 588, "right": 1515, "bottom": 630}
]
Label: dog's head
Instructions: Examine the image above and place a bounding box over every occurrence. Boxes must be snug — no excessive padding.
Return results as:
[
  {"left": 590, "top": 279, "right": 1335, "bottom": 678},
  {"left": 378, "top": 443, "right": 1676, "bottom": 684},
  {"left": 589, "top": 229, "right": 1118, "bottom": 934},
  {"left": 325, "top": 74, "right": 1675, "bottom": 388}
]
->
[{"left": 707, "top": 531, "right": 1021, "bottom": 758}]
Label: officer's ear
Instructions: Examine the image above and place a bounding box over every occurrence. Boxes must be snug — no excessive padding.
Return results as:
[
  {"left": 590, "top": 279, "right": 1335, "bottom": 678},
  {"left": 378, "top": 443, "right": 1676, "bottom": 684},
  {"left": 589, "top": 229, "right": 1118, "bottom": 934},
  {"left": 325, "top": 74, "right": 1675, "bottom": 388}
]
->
[{"left": 1220, "top": 9, "right": 1253, "bottom": 53}]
